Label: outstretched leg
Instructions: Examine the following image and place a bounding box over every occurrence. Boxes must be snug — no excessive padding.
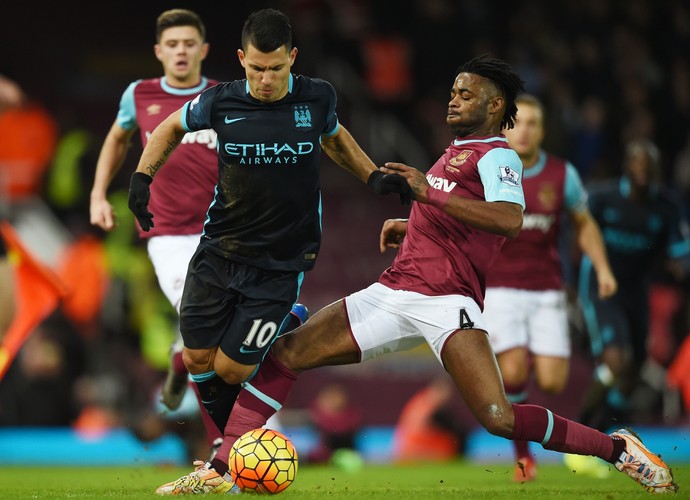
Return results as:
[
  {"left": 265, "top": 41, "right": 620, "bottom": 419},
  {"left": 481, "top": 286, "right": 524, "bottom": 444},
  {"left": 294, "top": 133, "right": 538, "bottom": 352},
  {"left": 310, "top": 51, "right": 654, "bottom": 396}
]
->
[{"left": 440, "top": 328, "right": 677, "bottom": 493}]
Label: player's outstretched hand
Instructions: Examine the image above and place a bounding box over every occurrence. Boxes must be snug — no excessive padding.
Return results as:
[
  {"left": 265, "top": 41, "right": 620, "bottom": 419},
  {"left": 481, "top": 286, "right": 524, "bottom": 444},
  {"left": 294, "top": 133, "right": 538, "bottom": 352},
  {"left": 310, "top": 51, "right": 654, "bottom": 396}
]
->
[
  {"left": 90, "top": 197, "right": 117, "bottom": 231},
  {"left": 367, "top": 170, "right": 415, "bottom": 205},
  {"left": 128, "top": 172, "right": 154, "bottom": 231},
  {"left": 380, "top": 163, "right": 430, "bottom": 203}
]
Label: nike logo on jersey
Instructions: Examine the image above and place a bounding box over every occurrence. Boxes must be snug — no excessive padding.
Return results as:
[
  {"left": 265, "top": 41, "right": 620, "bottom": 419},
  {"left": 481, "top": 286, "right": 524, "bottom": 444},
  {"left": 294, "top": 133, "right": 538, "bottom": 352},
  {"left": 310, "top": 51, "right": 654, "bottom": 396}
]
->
[
  {"left": 239, "top": 345, "right": 262, "bottom": 354},
  {"left": 224, "top": 116, "right": 247, "bottom": 124}
]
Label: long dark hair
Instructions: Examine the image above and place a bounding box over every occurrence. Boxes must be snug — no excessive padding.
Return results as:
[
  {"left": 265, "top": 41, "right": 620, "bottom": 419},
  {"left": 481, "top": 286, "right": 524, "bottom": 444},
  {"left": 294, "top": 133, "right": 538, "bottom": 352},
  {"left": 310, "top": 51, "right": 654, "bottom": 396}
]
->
[{"left": 456, "top": 55, "right": 525, "bottom": 130}]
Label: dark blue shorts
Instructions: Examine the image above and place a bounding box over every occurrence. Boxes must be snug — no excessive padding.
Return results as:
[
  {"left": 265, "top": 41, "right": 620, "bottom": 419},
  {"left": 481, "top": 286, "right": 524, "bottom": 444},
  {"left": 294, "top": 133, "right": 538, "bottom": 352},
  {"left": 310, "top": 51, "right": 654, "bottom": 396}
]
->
[
  {"left": 582, "top": 289, "right": 648, "bottom": 362},
  {"left": 180, "top": 244, "right": 302, "bottom": 365}
]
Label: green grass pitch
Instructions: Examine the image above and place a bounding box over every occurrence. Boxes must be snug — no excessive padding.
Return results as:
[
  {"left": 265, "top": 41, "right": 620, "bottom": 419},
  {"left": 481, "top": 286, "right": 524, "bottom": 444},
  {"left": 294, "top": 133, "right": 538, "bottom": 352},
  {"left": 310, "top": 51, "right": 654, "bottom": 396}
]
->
[{"left": 0, "top": 461, "right": 687, "bottom": 499}]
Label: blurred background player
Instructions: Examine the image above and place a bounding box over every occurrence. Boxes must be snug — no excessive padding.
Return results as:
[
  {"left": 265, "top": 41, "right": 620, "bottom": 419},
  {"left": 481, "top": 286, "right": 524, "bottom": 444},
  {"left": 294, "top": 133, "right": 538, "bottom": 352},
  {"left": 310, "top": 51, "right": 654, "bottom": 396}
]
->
[
  {"left": 88, "top": 8, "right": 223, "bottom": 456},
  {"left": 306, "top": 383, "right": 363, "bottom": 467},
  {"left": 393, "top": 376, "right": 465, "bottom": 463},
  {"left": 576, "top": 139, "right": 690, "bottom": 433},
  {"left": 483, "top": 94, "right": 617, "bottom": 482}
]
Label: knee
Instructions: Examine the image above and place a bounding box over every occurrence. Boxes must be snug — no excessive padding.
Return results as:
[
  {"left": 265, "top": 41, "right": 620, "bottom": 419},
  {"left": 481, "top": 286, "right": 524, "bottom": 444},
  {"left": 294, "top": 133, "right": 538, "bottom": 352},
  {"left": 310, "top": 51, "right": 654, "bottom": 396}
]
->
[
  {"left": 478, "top": 402, "right": 515, "bottom": 438},
  {"left": 601, "top": 349, "right": 629, "bottom": 377},
  {"left": 538, "top": 379, "right": 567, "bottom": 395},
  {"left": 183, "top": 347, "right": 255, "bottom": 385},
  {"left": 500, "top": 367, "right": 528, "bottom": 387},
  {"left": 272, "top": 336, "right": 300, "bottom": 372},
  {"left": 214, "top": 356, "right": 258, "bottom": 385},
  {"left": 216, "top": 368, "right": 250, "bottom": 386},
  {"left": 182, "top": 347, "right": 213, "bottom": 374}
]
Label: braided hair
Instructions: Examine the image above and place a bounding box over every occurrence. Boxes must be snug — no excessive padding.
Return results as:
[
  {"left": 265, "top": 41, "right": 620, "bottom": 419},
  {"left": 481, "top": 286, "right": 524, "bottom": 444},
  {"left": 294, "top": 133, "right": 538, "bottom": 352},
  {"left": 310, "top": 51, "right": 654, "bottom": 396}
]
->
[{"left": 456, "top": 55, "right": 525, "bottom": 130}]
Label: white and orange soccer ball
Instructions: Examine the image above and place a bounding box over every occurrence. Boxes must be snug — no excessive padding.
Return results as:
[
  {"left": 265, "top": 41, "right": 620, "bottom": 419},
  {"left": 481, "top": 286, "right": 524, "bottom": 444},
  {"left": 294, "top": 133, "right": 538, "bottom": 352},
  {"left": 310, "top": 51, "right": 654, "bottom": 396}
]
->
[{"left": 229, "top": 428, "right": 298, "bottom": 494}]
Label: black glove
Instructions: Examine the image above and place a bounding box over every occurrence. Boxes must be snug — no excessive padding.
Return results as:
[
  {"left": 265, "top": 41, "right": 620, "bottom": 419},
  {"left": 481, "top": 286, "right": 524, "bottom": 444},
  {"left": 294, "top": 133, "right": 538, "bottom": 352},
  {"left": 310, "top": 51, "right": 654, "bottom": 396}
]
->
[
  {"left": 367, "top": 170, "right": 415, "bottom": 206},
  {"left": 128, "top": 172, "right": 154, "bottom": 231}
]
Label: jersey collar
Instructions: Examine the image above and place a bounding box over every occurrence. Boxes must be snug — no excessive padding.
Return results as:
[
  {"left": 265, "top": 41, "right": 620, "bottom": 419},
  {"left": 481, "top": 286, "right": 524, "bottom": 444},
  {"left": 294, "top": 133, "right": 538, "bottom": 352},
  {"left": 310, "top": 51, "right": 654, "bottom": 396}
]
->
[
  {"left": 453, "top": 135, "right": 508, "bottom": 146},
  {"left": 523, "top": 151, "right": 547, "bottom": 179},
  {"left": 161, "top": 76, "right": 208, "bottom": 96}
]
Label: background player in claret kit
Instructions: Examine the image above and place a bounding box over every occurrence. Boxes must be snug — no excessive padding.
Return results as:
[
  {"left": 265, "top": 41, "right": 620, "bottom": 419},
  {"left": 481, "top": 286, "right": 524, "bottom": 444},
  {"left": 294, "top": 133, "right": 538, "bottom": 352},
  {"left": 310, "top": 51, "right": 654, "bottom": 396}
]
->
[
  {"left": 213, "top": 54, "right": 674, "bottom": 495},
  {"left": 127, "top": 9, "right": 412, "bottom": 495},
  {"left": 89, "top": 8, "right": 225, "bottom": 457},
  {"left": 483, "top": 94, "right": 617, "bottom": 482},
  {"left": 576, "top": 139, "right": 690, "bottom": 433}
]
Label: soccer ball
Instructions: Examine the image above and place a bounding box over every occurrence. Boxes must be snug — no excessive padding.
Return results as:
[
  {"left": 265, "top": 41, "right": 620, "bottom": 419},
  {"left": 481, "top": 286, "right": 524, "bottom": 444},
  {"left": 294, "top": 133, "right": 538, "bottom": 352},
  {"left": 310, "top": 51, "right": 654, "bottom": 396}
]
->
[{"left": 229, "top": 428, "right": 298, "bottom": 494}]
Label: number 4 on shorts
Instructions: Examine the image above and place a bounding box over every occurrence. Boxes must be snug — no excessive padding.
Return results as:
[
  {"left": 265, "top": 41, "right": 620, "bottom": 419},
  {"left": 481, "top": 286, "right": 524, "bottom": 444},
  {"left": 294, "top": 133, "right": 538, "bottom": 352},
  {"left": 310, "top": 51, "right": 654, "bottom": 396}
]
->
[{"left": 460, "top": 308, "right": 475, "bottom": 329}]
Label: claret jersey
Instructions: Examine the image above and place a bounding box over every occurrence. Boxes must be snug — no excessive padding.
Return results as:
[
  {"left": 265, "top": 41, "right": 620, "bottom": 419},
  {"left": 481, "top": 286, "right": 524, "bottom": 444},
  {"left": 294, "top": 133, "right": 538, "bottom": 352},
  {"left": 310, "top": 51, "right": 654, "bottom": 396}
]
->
[
  {"left": 486, "top": 152, "right": 587, "bottom": 291},
  {"left": 379, "top": 136, "right": 525, "bottom": 308},
  {"left": 118, "top": 76, "right": 218, "bottom": 238},
  {"left": 182, "top": 74, "right": 339, "bottom": 272}
]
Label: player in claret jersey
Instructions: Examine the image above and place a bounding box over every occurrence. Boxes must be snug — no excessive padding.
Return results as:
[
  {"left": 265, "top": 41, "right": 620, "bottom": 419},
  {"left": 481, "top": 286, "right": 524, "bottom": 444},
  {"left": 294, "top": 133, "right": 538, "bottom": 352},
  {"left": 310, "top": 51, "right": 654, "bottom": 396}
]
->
[
  {"left": 484, "top": 94, "right": 617, "bottom": 482},
  {"left": 89, "top": 8, "right": 225, "bottom": 457},
  {"left": 266, "top": 55, "right": 676, "bottom": 495}
]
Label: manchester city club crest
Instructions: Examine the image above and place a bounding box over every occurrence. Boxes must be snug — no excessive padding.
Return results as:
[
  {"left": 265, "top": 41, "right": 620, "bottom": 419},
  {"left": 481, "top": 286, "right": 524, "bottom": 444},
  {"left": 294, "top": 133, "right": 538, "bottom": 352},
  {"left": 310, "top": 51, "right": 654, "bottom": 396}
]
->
[{"left": 293, "top": 105, "right": 312, "bottom": 128}]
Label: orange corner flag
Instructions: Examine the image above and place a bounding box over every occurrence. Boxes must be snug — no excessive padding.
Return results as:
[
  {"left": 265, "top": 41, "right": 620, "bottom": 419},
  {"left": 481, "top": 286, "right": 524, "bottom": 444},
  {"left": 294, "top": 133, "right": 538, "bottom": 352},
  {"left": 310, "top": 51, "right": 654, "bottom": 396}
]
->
[{"left": 0, "top": 221, "right": 69, "bottom": 381}]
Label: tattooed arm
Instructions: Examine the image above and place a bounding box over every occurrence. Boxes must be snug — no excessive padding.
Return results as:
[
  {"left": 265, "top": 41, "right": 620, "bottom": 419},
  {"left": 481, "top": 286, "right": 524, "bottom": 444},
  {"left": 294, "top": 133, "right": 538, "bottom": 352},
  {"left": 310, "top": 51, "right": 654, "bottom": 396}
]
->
[
  {"left": 134, "top": 108, "right": 186, "bottom": 178},
  {"left": 320, "top": 125, "right": 378, "bottom": 183},
  {"left": 381, "top": 162, "right": 523, "bottom": 238}
]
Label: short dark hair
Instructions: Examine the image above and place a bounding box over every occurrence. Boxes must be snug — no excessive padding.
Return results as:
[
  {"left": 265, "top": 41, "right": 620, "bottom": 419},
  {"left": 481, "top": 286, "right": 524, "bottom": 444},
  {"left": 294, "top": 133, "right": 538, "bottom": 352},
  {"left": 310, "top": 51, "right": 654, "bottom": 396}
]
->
[
  {"left": 456, "top": 55, "right": 525, "bottom": 130},
  {"left": 156, "top": 9, "right": 206, "bottom": 43},
  {"left": 241, "top": 9, "right": 292, "bottom": 52}
]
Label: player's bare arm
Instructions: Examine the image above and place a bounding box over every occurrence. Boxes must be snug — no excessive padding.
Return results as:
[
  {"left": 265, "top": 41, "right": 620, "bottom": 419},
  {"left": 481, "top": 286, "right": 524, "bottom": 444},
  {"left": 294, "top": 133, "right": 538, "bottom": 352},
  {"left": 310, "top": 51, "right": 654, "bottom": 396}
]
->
[
  {"left": 134, "top": 108, "right": 187, "bottom": 178},
  {"left": 379, "top": 218, "right": 408, "bottom": 253},
  {"left": 129, "top": 108, "right": 187, "bottom": 232},
  {"left": 382, "top": 162, "right": 523, "bottom": 238},
  {"left": 89, "top": 121, "right": 136, "bottom": 230},
  {"left": 320, "top": 124, "right": 377, "bottom": 182},
  {"left": 570, "top": 208, "right": 618, "bottom": 299}
]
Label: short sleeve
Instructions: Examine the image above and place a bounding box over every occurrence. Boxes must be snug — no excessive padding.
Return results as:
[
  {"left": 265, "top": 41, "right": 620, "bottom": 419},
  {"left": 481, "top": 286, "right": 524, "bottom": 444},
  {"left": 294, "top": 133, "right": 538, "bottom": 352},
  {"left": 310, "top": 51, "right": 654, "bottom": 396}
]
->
[
  {"left": 115, "top": 81, "right": 141, "bottom": 131},
  {"left": 478, "top": 147, "right": 525, "bottom": 209},
  {"left": 321, "top": 81, "right": 339, "bottom": 137},
  {"left": 564, "top": 161, "right": 588, "bottom": 213},
  {"left": 182, "top": 85, "right": 220, "bottom": 132}
]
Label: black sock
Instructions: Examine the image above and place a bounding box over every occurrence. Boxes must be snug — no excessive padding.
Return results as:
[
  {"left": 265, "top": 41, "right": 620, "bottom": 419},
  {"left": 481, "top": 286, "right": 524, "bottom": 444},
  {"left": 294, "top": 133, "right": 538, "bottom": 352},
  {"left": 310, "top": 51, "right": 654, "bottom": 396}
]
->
[
  {"left": 211, "top": 456, "right": 229, "bottom": 476},
  {"left": 192, "top": 372, "right": 241, "bottom": 434},
  {"left": 607, "top": 436, "right": 627, "bottom": 464}
]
